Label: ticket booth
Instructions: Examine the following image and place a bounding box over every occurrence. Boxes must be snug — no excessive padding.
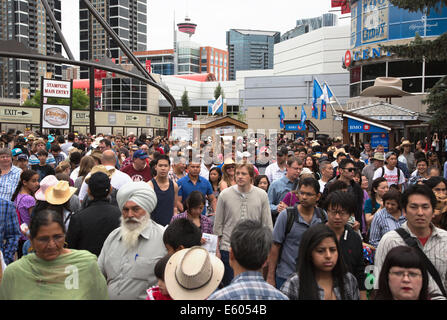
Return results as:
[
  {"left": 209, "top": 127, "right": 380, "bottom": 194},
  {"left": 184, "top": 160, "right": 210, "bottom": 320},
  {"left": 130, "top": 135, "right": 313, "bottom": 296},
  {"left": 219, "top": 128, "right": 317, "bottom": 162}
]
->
[
  {"left": 340, "top": 111, "right": 396, "bottom": 150},
  {"left": 283, "top": 120, "right": 319, "bottom": 140}
]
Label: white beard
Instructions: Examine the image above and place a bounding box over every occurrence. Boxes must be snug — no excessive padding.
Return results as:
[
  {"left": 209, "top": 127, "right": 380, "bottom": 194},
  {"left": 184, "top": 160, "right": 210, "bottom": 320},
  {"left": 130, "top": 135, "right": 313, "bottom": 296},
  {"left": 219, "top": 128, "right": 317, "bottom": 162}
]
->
[{"left": 120, "top": 213, "right": 150, "bottom": 249}]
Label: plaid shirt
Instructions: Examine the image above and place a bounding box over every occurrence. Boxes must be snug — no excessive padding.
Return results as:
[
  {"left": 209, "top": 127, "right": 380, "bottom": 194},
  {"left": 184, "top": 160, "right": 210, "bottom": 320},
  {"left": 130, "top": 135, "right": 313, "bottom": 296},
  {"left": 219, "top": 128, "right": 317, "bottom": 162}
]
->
[
  {"left": 170, "top": 211, "right": 213, "bottom": 234},
  {"left": 368, "top": 208, "right": 407, "bottom": 248},
  {"left": 208, "top": 271, "right": 289, "bottom": 300},
  {"left": 168, "top": 169, "right": 185, "bottom": 183},
  {"left": 0, "top": 166, "right": 21, "bottom": 201},
  {"left": 280, "top": 272, "right": 360, "bottom": 300},
  {"left": 0, "top": 199, "right": 20, "bottom": 264}
]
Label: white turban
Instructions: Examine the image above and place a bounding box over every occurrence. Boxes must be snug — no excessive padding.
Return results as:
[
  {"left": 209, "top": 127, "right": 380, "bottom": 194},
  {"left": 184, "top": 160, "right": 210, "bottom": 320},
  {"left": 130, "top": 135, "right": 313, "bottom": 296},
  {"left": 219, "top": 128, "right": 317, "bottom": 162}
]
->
[{"left": 116, "top": 181, "right": 158, "bottom": 215}]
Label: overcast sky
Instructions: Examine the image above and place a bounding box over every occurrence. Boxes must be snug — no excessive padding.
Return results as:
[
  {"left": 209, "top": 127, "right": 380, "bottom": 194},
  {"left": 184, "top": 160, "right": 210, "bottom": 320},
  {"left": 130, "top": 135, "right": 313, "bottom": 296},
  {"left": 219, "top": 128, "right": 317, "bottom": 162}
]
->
[{"left": 61, "top": 0, "right": 349, "bottom": 60}]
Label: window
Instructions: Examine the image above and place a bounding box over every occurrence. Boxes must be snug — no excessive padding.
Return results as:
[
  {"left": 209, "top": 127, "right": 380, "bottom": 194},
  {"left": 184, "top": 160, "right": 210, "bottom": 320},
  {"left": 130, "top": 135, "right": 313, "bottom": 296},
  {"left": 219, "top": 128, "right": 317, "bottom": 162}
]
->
[
  {"left": 402, "top": 78, "right": 422, "bottom": 93},
  {"left": 362, "top": 63, "right": 385, "bottom": 81},
  {"left": 350, "top": 83, "right": 360, "bottom": 97},
  {"left": 388, "top": 61, "right": 422, "bottom": 77},
  {"left": 425, "top": 61, "right": 447, "bottom": 76},
  {"left": 350, "top": 66, "right": 361, "bottom": 83},
  {"left": 424, "top": 77, "right": 442, "bottom": 91}
]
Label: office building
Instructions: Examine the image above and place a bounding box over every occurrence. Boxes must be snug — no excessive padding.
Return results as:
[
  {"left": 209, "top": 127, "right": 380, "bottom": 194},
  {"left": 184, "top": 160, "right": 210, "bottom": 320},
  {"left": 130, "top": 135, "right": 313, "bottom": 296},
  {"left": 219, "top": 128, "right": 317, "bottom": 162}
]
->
[
  {"left": 79, "top": 0, "right": 147, "bottom": 79},
  {"left": 0, "top": 0, "right": 62, "bottom": 98},
  {"left": 226, "top": 29, "right": 280, "bottom": 80},
  {"left": 200, "top": 46, "right": 228, "bottom": 81},
  {"left": 120, "top": 49, "right": 175, "bottom": 76},
  {"left": 281, "top": 13, "right": 337, "bottom": 41}
]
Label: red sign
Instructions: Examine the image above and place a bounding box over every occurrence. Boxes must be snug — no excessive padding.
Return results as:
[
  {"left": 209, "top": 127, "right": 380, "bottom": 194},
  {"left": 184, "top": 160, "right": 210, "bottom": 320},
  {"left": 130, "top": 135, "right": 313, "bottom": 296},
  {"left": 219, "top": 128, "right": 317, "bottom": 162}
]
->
[
  {"left": 145, "top": 60, "right": 151, "bottom": 73},
  {"left": 363, "top": 124, "right": 370, "bottom": 131},
  {"left": 331, "top": 0, "right": 350, "bottom": 14},
  {"left": 345, "top": 50, "right": 352, "bottom": 68}
]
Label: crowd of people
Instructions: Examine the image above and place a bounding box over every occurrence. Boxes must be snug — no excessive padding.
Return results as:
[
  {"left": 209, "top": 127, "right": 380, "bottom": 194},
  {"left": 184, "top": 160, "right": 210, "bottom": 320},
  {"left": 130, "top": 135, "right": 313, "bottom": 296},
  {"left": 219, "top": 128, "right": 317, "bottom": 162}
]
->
[{"left": 0, "top": 128, "right": 446, "bottom": 301}]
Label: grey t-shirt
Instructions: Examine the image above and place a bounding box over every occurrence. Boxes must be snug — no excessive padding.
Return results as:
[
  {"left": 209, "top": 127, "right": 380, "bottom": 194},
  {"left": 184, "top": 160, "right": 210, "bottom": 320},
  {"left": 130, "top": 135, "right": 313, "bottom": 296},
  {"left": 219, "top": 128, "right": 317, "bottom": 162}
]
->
[{"left": 273, "top": 207, "right": 325, "bottom": 280}]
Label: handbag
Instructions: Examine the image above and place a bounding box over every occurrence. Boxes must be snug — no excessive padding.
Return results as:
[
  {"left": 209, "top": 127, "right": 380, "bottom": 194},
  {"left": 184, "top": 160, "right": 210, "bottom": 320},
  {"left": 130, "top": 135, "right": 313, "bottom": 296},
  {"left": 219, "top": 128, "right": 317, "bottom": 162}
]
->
[{"left": 395, "top": 228, "right": 447, "bottom": 298}]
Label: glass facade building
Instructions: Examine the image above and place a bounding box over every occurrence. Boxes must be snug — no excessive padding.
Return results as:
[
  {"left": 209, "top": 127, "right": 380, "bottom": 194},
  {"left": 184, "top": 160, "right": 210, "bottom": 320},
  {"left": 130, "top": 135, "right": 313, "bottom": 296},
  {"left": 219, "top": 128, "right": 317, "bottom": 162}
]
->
[
  {"left": 79, "top": 0, "right": 147, "bottom": 79},
  {"left": 177, "top": 41, "right": 200, "bottom": 74},
  {"left": 226, "top": 29, "right": 280, "bottom": 80},
  {"left": 281, "top": 13, "right": 337, "bottom": 41},
  {"left": 102, "top": 77, "right": 147, "bottom": 112},
  {"left": 120, "top": 50, "right": 175, "bottom": 76},
  {"left": 0, "top": 0, "right": 62, "bottom": 98}
]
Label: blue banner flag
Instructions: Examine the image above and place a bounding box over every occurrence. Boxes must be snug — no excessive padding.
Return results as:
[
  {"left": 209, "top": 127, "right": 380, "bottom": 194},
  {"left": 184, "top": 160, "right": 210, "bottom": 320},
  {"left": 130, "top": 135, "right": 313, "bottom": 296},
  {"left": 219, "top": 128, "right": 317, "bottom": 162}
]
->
[
  {"left": 321, "top": 82, "right": 334, "bottom": 120},
  {"left": 312, "top": 79, "right": 323, "bottom": 119},
  {"left": 279, "top": 106, "right": 285, "bottom": 129},
  {"left": 300, "top": 105, "right": 307, "bottom": 130}
]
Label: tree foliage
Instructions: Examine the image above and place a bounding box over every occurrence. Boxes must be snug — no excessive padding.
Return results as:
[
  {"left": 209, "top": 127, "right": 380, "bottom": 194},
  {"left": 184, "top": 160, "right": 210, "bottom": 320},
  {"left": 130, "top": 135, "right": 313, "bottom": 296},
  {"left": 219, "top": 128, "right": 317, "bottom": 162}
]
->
[
  {"left": 423, "top": 76, "right": 447, "bottom": 128},
  {"left": 181, "top": 89, "right": 190, "bottom": 111},
  {"left": 382, "top": 0, "right": 447, "bottom": 129},
  {"left": 389, "top": 0, "right": 447, "bottom": 13},
  {"left": 214, "top": 82, "right": 224, "bottom": 100},
  {"left": 380, "top": 33, "right": 447, "bottom": 62},
  {"left": 23, "top": 89, "right": 90, "bottom": 110}
]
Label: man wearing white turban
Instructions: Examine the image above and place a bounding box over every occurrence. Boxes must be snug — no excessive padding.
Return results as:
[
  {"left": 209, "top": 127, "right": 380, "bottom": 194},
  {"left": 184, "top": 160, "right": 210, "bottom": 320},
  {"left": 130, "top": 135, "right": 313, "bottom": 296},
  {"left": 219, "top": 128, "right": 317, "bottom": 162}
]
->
[{"left": 98, "top": 181, "right": 167, "bottom": 300}]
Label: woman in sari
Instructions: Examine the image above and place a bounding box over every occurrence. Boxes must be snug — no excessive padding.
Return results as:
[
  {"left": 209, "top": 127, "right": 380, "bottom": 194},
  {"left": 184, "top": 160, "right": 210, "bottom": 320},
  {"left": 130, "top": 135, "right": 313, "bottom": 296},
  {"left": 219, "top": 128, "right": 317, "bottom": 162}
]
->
[{"left": 0, "top": 209, "right": 108, "bottom": 300}]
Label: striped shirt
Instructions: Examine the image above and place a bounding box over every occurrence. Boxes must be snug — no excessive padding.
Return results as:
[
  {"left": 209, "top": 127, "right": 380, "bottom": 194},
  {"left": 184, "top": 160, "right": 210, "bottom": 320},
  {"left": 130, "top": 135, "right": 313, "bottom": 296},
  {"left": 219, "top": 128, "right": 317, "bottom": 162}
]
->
[
  {"left": 0, "top": 199, "right": 21, "bottom": 264},
  {"left": 368, "top": 208, "right": 407, "bottom": 248},
  {"left": 28, "top": 153, "right": 56, "bottom": 167},
  {"left": 0, "top": 166, "right": 21, "bottom": 201},
  {"left": 280, "top": 272, "right": 359, "bottom": 300},
  {"left": 208, "top": 271, "right": 289, "bottom": 300},
  {"left": 374, "top": 221, "right": 447, "bottom": 299}
]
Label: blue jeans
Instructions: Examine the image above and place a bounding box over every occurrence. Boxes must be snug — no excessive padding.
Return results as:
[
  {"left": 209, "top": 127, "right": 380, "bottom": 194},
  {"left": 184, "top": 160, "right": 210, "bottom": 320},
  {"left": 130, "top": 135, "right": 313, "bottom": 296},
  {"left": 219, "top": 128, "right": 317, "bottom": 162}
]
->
[
  {"left": 275, "top": 276, "right": 287, "bottom": 290},
  {"left": 219, "top": 250, "right": 234, "bottom": 287}
]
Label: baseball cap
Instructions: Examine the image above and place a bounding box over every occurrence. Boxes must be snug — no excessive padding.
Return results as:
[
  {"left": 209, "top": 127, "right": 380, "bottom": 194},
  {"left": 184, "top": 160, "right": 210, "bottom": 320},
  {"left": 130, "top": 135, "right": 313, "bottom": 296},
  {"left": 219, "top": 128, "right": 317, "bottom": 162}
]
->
[
  {"left": 12, "top": 148, "right": 22, "bottom": 156},
  {"left": 17, "top": 154, "right": 28, "bottom": 161},
  {"left": 133, "top": 149, "right": 149, "bottom": 159},
  {"left": 385, "top": 151, "right": 397, "bottom": 160}
]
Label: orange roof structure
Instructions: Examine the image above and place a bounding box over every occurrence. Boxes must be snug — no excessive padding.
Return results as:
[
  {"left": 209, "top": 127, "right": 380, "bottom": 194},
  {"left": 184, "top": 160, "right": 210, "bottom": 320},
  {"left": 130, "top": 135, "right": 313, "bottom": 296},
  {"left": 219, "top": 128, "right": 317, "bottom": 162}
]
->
[
  {"left": 73, "top": 79, "right": 102, "bottom": 89},
  {"left": 174, "top": 73, "right": 216, "bottom": 82}
]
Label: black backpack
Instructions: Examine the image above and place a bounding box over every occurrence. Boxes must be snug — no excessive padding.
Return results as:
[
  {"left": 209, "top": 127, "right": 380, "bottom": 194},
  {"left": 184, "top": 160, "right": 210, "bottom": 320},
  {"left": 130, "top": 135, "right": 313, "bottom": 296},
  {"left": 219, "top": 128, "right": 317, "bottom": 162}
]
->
[
  {"left": 278, "top": 206, "right": 327, "bottom": 262},
  {"left": 284, "top": 206, "right": 327, "bottom": 237}
]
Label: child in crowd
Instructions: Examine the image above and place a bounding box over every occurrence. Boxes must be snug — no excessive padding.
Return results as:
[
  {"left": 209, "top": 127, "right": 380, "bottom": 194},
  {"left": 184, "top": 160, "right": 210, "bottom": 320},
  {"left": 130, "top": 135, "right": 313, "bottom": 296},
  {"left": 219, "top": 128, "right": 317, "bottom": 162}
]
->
[
  {"left": 11, "top": 169, "right": 40, "bottom": 258},
  {"left": 162, "top": 218, "right": 202, "bottom": 254},
  {"left": 31, "top": 150, "right": 55, "bottom": 181},
  {"left": 146, "top": 254, "right": 173, "bottom": 300}
]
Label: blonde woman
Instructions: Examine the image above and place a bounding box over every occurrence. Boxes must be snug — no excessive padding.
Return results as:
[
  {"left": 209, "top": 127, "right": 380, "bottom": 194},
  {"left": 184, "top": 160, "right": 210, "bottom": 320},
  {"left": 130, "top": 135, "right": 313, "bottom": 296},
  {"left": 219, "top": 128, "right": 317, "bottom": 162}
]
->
[
  {"left": 74, "top": 156, "right": 96, "bottom": 194},
  {"left": 219, "top": 158, "right": 236, "bottom": 191}
]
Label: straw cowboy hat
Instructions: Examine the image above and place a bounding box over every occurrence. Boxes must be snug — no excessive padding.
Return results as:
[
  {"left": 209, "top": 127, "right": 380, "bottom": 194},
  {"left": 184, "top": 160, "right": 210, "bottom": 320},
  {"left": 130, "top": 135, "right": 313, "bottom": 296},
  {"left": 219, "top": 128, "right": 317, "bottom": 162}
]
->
[
  {"left": 221, "top": 158, "right": 236, "bottom": 171},
  {"left": 360, "top": 77, "right": 413, "bottom": 98},
  {"left": 35, "top": 175, "right": 59, "bottom": 201},
  {"left": 45, "top": 180, "right": 77, "bottom": 205},
  {"left": 371, "top": 152, "right": 385, "bottom": 161},
  {"left": 400, "top": 140, "right": 412, "bottom": 148},
  {"left": 84, "top": 165, "right": 115, "bottom": 184},
  {"left": 164, "top": 246, "right": 224, "bottom": 300}
]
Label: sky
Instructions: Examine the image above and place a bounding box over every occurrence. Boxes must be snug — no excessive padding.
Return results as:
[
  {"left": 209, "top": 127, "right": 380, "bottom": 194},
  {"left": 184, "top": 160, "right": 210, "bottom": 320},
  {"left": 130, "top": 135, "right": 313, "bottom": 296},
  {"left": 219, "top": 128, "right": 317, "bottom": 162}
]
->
[{"left": 61, "top": 0, "right": 350, "bottom": 61}]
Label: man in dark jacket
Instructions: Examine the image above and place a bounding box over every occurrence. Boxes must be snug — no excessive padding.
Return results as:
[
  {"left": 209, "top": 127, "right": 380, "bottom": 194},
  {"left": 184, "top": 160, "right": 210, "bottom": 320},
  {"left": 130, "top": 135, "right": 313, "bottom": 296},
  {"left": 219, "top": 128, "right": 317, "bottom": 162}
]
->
[
  {"left": 322, "top": 158, "right": 366, "bottom": 238},
  {"left": 66, "top": 171, "right": 121, "bottom": 256},
  {"left": 324, "top": 190, "right": 367, "bottom": 300}
]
